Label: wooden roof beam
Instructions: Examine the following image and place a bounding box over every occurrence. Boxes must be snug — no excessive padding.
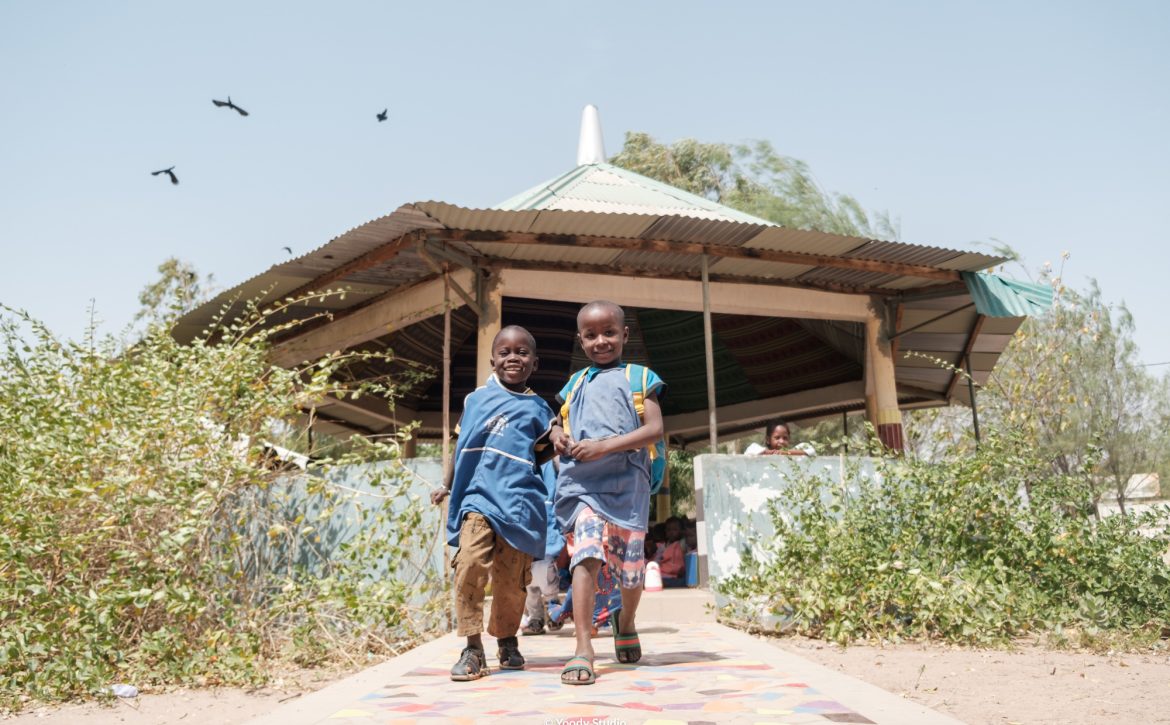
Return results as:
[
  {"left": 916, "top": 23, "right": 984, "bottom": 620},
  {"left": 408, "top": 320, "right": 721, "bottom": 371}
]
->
[
  {"left": 663, "top": 381, "right": 867, "bottom": 439},
  {"left": 433, "top": 229, "right": 963, "bottom": 283},
  {"left": 313, "top": 394, "right": 417, "bottom": 429},
  {"left": 270, "top": 267, "right": 475, "bottom": 367},
  {"left": 498, "top": 269, "right": 872, "bottom": 322},
  {"left": 497, "top": 257, "right": 902, "bottom": 296},
  {"left": 283, "top": 228, "right": 426, "bottom": 301}
]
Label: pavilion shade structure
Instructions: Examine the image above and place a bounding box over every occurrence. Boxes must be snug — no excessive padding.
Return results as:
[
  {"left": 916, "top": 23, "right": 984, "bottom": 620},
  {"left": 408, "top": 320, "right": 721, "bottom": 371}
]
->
[{"left": 175, "top": 160, "right": 1048, "bottom": 448}]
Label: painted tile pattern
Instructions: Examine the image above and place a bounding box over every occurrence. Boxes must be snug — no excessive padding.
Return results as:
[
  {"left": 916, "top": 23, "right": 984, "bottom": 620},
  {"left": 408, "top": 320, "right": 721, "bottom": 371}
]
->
[{"left": 316, "top": 624, "right": 877, "bottom": 724}]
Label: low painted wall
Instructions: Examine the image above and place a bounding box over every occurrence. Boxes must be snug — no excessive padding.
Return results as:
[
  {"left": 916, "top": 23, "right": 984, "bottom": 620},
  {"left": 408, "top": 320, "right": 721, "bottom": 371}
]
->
[{"left": 694, "top": 453, "right": 878, "bottom": 601}]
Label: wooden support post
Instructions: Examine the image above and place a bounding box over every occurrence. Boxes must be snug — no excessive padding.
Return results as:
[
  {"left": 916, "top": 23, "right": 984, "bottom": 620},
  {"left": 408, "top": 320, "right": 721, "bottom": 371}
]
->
[
  {"left": 442, "top": 267, "right": 452, "bottom": 486},
  {"left": 441, "top": 268, "right": 453, "bottom": 629},
  {"left": 865, "top": 304, "right": 904, "bottom": 452},
  {"left": 475, "top": 270, "right": 502, "bottom": 386},
  {"left": 701, "top": 255, "right": 718, "bottom": 452}
]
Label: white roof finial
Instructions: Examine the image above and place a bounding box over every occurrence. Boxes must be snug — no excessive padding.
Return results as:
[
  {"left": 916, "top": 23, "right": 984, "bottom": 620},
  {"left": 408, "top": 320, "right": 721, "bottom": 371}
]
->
[{"left": 577, "top": 104, "right": 606, "bottom": 165}]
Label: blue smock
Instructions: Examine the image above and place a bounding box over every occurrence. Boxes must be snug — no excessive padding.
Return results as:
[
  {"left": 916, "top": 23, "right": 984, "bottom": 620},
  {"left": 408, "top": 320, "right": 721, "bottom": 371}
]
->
[
  {"left": 446, "top": 375, "right": 555, "bottom": 560},
  {"left": 554, "top": 364, "right": 664, "bottom": 533}
]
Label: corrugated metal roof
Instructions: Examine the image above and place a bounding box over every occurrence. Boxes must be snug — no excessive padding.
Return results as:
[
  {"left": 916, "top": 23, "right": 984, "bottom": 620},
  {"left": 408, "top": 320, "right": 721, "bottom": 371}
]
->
[
  {"left": 708, "top": 257, "right": 813, "bottom": 279},
  {"left": 744, "top": 226, "right": 869, "bottom": 256},
  {"left": 494, "top": 162, "right": 773, "bottom": 225}
]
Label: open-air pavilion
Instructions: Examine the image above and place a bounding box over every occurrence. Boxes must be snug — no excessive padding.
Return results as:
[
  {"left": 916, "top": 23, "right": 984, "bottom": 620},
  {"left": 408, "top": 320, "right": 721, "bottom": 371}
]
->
[
  {"left": 177, "top": 109, "right": 1048, "bottom": 463},
  {"left": 176, "top": 109, "right": 1057, "bottom": 586}
]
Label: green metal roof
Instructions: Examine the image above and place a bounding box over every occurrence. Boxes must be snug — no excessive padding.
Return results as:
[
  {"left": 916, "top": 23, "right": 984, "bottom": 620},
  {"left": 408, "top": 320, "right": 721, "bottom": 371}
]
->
[{"left": 494, "top": 162, "right": 776, "bottom": 226}]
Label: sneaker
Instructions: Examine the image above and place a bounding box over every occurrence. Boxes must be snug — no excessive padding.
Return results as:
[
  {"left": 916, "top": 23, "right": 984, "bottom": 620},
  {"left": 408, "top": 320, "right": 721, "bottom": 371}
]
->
[
  {"left": 521, "top": 618, "right": 545, "bottom": 636},
  {"left": 450, "top": 646, "right": 489, "bottom": 681},
  {"left": 496, "top": 636, "right": 525, "bottom": 670}
]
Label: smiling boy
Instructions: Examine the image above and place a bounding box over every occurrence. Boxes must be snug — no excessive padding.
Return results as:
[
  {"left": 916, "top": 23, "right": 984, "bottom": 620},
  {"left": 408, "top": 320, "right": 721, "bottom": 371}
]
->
[
  {"left": 431, "top": 325, "right": 556, "bottom": 681},
  {"left": 549, "top": 300, "right": 666, "bottom": 685}
]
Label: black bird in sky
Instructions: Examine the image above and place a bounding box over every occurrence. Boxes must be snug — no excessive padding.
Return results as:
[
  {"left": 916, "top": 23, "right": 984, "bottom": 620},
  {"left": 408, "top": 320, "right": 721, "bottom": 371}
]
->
[
  {"left": 212, "top": 96, "right": 249, "bottom": 116},
  {"left": 376, "top": 108, "right": 388, "bottom": 122},
  {"left": 151, "top": 166, "right": 179, "bottom": 185},
  {"left": 282, "top": 246, "right": 293, "bottom": 254}
]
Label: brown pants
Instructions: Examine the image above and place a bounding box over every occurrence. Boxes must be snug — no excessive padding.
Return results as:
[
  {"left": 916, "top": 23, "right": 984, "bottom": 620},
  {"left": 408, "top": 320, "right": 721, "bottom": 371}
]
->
[{"left": 452, "top": 512, "right": 532, "bottom": 638}]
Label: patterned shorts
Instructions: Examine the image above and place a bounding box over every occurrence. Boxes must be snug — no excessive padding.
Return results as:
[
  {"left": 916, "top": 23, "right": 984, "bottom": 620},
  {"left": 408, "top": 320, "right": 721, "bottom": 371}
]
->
[{"left": 565, "top": 505, "right": 646, "bottom": 589}]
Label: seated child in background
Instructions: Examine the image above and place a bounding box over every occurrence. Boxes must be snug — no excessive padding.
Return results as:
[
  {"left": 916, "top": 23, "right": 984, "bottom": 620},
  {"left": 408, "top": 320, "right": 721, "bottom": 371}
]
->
[
  {"left": 645, "top": 521, "right": 665, "bottom": 564},
  {"left": 657, "top": 516, "right": 687, "bottom": 587},
  {"left": 683, "top": 519, "right": 698, "bottom": 554},
  {"left": 744, "top": 419, "right": 816, "bottom": 457},
  {"left": 430, "top": 325, "right": 555, "bottom": 681}
]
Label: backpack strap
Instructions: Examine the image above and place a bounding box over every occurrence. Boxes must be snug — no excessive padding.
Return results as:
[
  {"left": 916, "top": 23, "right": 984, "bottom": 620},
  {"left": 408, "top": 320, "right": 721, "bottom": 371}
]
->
[
  {"left": 625, "top": 364, "right": 661, "bottom": 462},
  {"left": 560, "top": 367, "right": 590, "bottom": 434}
]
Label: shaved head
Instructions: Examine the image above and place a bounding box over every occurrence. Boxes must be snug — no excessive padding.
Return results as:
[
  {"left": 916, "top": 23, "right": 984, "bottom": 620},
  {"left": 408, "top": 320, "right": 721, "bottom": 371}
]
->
[
  {"left": 493, "top": 325, "right": 536, "bottom": 350},
  {"left": 577, "top": 300, "right": 625, "bottom": 330}
]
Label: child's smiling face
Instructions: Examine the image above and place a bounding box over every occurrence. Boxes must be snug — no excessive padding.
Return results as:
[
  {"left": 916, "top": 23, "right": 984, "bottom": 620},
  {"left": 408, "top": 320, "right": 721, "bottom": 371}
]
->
[
  {"left": 767, "top": 424, "right": 791, "bottom": 450},
  {"left": 491, "top": 327, "right": 538, "bottom": 392},
  {"left": 576, "top": 304, "right": 627, "bottom": 367}
]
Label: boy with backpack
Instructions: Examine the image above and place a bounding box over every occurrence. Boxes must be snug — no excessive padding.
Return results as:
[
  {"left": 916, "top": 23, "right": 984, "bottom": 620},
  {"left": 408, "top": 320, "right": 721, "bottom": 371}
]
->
[{"left": 549, "top": 300, "right": 666, "bottom": 685}]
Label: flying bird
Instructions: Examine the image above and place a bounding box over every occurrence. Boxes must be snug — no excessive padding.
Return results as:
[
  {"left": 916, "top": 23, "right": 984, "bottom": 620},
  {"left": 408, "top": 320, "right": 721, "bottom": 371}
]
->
[
  {"left": 151, "top": 166, "right": 179, "bottom": 185},
  {"left": 282, "top": 246, "right": 293, "bottom": 254},
  {"left": 212, "top": 96, "right": 249, "bottom": 116},
  {"left": 376, "top": 109, "right": 388, "bottom": 122}
]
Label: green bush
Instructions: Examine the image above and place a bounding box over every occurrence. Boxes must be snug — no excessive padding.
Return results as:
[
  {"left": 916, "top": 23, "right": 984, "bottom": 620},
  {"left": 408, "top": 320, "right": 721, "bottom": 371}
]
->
[
  {"left": 717, "top": 432, "right": 1170, "bottom": 648},
  {"left": 0, "top": 299, "right": 444, "bottom": 709}
]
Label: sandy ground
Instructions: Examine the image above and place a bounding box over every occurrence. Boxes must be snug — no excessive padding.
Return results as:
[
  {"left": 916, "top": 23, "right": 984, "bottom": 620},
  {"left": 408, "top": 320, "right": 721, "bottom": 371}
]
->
[
  {"left": 6, "top": 640, "right": 1169, "bottom": 724},
  {"left": 1, "top": 669, "right": 343, "bottom": 725},
  {"left": 776, "top": 637, "right": 1170, "bottom": 725}
]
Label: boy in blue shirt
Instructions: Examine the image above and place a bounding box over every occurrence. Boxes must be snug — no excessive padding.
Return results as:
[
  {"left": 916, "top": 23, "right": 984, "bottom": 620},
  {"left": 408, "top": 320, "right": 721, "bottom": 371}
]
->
[
  {"left": 549, "top": 300, "right": 665, "bottom": 685},
  {"left": 431, "top": 325, "right": 556, "bottom": 681}
]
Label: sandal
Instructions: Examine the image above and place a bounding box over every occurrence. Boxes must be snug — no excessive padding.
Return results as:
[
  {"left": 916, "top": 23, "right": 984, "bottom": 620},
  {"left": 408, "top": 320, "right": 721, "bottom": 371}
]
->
[
  {"left": 613, "top": 624, "right": 641, "bottom": 663},
  {"left": 450, "top": 646, "right": 489, "bottom": 681},
  {"left": 560, "top": 655, "right": 595, "bottom": 685}
]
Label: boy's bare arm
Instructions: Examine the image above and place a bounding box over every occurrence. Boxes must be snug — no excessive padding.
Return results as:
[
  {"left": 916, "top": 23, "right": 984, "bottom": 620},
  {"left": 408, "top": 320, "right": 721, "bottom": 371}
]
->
[
  {"left": 430, "top": 428, "right": 459, "bottom": 505},
  {"left": 568, "top": 394, "right": 663, "bottom": 462}
]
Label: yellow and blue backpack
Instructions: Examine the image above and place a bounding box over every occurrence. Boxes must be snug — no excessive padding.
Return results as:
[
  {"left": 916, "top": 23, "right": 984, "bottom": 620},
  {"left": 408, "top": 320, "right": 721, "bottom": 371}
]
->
[{"left": 560, "top": 363, "right": 669, "bottom": 494}]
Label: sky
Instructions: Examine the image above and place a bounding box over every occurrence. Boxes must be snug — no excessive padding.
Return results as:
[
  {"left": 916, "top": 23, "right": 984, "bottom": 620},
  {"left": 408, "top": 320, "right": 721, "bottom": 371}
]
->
[{"left": 2, "top": 1, "right": 1167, "bottom": 368}]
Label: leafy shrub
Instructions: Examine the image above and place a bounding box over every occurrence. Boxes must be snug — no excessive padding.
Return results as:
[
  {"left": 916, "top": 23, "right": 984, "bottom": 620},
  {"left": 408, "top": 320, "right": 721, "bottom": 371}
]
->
[
  {"left": 718, "top": 432, "right": 1170, "bottom": 647},
  {"left": 0, "top": 298, "right": 444, "bottom": 709}
]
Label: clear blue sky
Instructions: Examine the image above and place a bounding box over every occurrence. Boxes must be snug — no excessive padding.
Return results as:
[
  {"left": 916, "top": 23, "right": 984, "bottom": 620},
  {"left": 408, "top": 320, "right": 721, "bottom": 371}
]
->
[{"left": 2, "top": 1, "right": 1167, "bottom": 368}]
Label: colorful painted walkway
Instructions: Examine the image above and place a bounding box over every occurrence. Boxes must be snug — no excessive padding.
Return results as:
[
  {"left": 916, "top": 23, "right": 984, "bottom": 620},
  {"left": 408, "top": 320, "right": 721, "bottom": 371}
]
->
[{"left": 246, "top": 621, "right": 961, "bottom": 725}]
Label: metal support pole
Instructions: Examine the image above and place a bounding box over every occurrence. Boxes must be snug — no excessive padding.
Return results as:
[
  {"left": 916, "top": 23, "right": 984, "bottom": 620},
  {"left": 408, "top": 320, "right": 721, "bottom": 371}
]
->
[
  {"left": 966, "top": 353, "right": 981, "bottom": 449},
  {"left": 701, "top": 255, "right": 718, "bottom": 452}
]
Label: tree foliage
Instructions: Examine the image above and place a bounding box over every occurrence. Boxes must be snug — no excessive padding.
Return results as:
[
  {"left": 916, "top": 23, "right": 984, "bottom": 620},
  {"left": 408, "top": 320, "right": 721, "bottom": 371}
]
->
[
  {"left": 907, "top": 260, "right": 1170, "bottom": 513},
  {"left": 135, "top": 257, "right": 216, "bottom": 326},
  {"left": 610, "top": 132, "right": 899, "bottom": 239}
]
